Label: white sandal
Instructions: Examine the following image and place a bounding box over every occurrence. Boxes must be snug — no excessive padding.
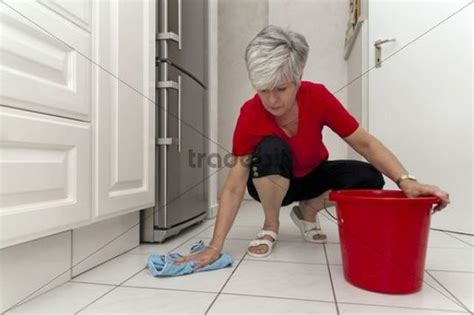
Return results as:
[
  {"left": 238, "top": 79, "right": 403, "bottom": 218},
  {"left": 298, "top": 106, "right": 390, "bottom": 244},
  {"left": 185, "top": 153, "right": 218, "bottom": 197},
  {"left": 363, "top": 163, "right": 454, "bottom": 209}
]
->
[
  {"left": 247, "top": 230, "right": 278, "bottom": 258},
  {"left": 290, "top": 206, "right": 327, "bottom": 244}
]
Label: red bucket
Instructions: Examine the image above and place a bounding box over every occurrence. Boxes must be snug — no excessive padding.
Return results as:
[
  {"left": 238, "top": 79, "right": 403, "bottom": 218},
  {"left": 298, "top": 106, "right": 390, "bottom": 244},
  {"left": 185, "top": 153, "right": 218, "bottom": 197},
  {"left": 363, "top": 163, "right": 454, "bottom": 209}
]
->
[{"left": 329, "top": 189, "right": 440, "bottom": 294}]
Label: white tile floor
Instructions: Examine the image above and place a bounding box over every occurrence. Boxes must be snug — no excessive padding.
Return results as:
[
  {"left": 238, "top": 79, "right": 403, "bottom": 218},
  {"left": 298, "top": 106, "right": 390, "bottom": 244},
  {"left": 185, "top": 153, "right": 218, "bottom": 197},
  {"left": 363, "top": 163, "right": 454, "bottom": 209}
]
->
[{"left": 5, "top": 201, "right": 474, "bottom": 315}]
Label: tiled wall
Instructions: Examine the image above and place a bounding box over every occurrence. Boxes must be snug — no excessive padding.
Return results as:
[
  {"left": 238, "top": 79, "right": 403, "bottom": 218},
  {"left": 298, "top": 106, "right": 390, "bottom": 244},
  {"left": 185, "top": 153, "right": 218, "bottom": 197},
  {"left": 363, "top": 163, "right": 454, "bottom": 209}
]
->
[{"left": 0, "top": 212, "right": 140, "bottom": 313}]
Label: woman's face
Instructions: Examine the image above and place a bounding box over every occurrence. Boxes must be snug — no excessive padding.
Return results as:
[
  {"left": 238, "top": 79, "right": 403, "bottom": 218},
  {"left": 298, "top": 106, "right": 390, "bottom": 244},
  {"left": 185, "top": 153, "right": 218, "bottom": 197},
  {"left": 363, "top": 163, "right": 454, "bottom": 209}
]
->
[{"left": 257, "top": 81, "right": 299, "bottom": 117}]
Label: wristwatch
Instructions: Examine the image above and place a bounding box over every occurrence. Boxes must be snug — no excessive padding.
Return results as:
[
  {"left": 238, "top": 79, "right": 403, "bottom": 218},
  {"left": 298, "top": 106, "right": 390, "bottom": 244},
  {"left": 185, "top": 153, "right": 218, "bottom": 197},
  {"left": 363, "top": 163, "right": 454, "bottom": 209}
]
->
[{"left": 396, "top": 174, "right": 417, "bottom": 187}]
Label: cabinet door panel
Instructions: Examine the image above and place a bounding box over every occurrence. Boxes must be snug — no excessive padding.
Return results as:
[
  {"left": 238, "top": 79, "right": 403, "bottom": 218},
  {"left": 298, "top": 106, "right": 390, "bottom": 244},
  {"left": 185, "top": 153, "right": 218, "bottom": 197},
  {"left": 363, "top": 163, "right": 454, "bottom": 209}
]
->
[
  {"left": 93, "top": 0, "right": 155, "bottom": 219},
  {"left": 0, "top": 1, "right": 91, "bottom": 121},
  {"left": 0, "top": 107, "right": 91, "bottom": 248}
]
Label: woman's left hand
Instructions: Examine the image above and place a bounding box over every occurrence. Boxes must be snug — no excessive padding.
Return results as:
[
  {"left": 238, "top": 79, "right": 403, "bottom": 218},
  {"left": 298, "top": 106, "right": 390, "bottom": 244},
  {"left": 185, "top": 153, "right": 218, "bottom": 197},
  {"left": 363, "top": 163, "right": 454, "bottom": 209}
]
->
[{"left": 399, "top": 180, "right": 450, "bottom": 213}]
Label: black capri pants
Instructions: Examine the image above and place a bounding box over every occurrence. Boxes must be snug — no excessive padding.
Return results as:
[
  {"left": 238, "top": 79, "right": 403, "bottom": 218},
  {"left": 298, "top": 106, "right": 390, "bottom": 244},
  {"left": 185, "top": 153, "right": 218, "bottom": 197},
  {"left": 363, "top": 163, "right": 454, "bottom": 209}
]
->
[{"left": 247, "top": 136, "right": 385, "bottom": 206}]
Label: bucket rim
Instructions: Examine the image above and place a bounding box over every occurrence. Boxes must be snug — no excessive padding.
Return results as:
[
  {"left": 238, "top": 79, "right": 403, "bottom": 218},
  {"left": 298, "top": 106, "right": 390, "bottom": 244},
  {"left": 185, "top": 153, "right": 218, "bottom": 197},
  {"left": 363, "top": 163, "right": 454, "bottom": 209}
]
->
[{"left": 329, "top": 189, "right": 440, "bottom": 204}]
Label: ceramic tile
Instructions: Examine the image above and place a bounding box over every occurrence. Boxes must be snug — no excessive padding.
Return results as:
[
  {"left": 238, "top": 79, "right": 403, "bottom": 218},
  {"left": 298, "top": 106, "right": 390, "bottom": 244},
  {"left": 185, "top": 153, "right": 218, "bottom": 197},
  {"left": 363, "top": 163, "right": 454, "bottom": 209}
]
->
[
  {"left": 325, "top": 243, "right": 343, "bottom": 265},
  {"left": 73, "top": 254, "right": 147, "bottom": 285},
  {"left": 6, "top": 282, "right": 112, "bottom": 314},
  {"left": 427, "top": 231, "right": 472, "bottom": 249},
  {"left": 330, "top": 265, "right": 467, "bottom": 312},
  {"left": 428, "top": 271, "right": 474, "bottom": 312},
  {"left": 176, "top": 238, "right": 250, "bottom": 261},
  {"left": 122, "top": 265, "right": 236, "bottom": 293},
  {"left": 245, "top": 240, "right": 327, "bottom": 264},
  {"left": 79, "top": 286, "right": 216, "bottom": 314},
  {"left": 425, "top": 248, "right": 474, "bottom": 272},
  {"left": 446, "top": 233, "right": 474, "bottom": 246},
  {"left": 222, "top": 260, "right": 334, "bottom": 301},
  {"left": 339, "top": 302, "right": 469, "bottom": 314},
  {"left": 209, "top": 294, "right": 337, "bottom": 314}
]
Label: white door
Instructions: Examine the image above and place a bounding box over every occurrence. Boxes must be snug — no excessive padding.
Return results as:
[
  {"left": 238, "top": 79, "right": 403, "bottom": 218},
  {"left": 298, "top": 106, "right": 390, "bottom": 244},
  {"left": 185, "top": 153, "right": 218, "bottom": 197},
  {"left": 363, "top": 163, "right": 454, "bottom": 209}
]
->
[
  {"left": 93, "top": 0, "right": 155, "bottom": 220},
  {"left": 368, "top": 1, "right": 472, "bottom": 233}
]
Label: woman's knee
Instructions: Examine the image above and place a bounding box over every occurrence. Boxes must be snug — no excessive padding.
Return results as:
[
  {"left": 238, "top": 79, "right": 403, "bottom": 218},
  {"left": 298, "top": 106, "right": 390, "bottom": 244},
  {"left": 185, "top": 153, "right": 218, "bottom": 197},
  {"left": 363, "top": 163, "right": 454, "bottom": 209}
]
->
[
  {"left": 249, "top": 136, "right": 292, "bottom": 180},
  {"left": 362, "top": 165, "right": 385, "bottom": 189}
]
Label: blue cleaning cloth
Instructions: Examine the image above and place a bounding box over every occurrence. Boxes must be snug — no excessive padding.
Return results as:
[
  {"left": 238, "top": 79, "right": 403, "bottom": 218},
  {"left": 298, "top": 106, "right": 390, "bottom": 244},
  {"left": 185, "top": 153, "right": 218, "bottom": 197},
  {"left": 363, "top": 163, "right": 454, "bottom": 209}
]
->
[{"left": 147, "top": 240, "right": 233, "bottom": 277}]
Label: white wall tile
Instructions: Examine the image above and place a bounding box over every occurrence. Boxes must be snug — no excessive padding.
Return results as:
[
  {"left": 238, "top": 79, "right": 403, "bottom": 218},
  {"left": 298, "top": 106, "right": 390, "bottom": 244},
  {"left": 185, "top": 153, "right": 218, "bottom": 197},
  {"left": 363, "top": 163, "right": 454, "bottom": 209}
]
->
[
  {"left": 72, "top": 211, "right": 140, "bottom": 276},
  {"left": 0, "top": 231, "right": 71, "bottom": 313}
]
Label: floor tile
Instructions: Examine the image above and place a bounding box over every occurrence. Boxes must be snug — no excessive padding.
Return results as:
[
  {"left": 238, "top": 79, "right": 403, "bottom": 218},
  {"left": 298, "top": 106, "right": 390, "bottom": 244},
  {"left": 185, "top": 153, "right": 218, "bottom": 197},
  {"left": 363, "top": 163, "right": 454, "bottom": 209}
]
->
[
  {"left": 209, "top": 294, "right": 337, "bottom": 314},
  {"left": 339, "top": 302, "right": 469, "bottom": 314},
  {"left": 325, "top": 243, "right": 343, "bottom": 265},
  {"left": 6, "top": 282, "right": 113, "bottom": 314},
  {"left": 73, "top": 254, "right": 147, "bottom": 285},
  {"left": 232, "top": 202, "right": 265, "bottom": 227},
  {"left": 176, "top": 238, "right": 250, "bottom": 261},
  {"left": 425, "top": 248, "right": 474, "bottom": 272},
  {"left": 245, "top": 240, "right": 327, "bottom": 264},
  {"left": 195, "top": 225, "right": 267, "bottom": 241},
  {"left": 222, "top": 260, "right": 334, "bottom": 301},
  {"left": 446, "top": 233, "right": 474, "bottom": 247},
  {"left": 428, "top": 271, "right": 474, "bottom": 312},
  {"left": 79, "top": 286, "right": 216, "bottom": 314},
  {"left": 315, "top": 213, "right": 341, "bottom": 244},
  {"left": 427, "top": 231, "right": 472, "bottom": 249},
  {"left": 122, "top": 264, "right": 236, "bottom": 293},
  {"left": 330, "top": 265, "right": 467, "bottom": 312},
  {"left": 129, "top": 220, "right": 215, "bottom": 255}
]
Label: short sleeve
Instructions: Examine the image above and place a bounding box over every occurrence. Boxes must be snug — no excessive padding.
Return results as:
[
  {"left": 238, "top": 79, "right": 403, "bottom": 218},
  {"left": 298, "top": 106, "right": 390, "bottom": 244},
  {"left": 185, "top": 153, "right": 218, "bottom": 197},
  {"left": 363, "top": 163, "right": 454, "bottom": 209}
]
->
[
  {"left": 232, "top": 110, "right": 257, "bottom": 156},
  {"left": 321, "top": 85, "right": 359, "bottom": 137}
]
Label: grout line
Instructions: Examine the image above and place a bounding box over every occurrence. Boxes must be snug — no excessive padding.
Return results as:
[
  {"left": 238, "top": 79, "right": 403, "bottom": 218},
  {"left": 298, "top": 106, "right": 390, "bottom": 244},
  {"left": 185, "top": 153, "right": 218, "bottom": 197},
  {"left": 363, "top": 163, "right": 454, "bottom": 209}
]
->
[
  {"left": 165, "top": 224, "right": 216, "bottom": 254},
  {"left": 70, "top": 231, "right": 74, "bottom": 280},
  {"left": 69, "top": 280, "right": 116, "bottom": 287},
  {"left": 193, "top": 235, "right": 341, "bottom": 244},
  {"left": 71, "top": 250, "right": 143, "bottom": 279},
  {"left": 323, "top": 244, "right": 340, "bottom": 315},
  {"left": 74, "top": 267, "right": 147, "bottom": 314},
  {"left": 121, "top": 284, "right": 219, "bottom": 295},
  {"left": 425, "top": 270, "right": 473, "bottom": 314},
  {"left": 244, "top": 258, "right": 331, "bottom": 266},
  {"left": 216, "top": 292, "right": 470, "bottom": 314},
  {"left": 338, "top": 301, "right": 471, "bottom": 314},
  {"left": 445, "top": 232, "right": 474, "bottom": 248},
  {"left": 204, "top": 253, "right": 248, "bottom": 314},
  {"left": 425, "top": 269, "right": 474, "bottom": 274},
  {"left": 73, "top": 285, "right": 118, "bottom": 315},
  {"left": 72, "top": 212, "right": 240, "bottom": 314},
  {"left": 218, "top": 292, "right": 336, "bottom": 305}
]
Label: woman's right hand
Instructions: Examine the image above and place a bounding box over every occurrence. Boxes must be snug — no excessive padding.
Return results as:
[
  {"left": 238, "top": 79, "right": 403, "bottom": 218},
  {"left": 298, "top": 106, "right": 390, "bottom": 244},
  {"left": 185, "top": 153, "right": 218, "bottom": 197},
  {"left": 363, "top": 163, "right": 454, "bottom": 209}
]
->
[{"left": 174, "top": 247, "right": 221, "bottom": 270}]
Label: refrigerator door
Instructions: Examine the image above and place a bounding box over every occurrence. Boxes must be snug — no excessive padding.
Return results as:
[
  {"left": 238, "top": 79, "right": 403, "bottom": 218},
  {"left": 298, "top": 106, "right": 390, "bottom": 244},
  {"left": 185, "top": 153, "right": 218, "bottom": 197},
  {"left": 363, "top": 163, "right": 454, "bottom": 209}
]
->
[
  {"left": 156, "top": 63, "right": 206, "bottom": 228},
  {"left": 158, "top": 0, "right": 206, "bottom": 85}
]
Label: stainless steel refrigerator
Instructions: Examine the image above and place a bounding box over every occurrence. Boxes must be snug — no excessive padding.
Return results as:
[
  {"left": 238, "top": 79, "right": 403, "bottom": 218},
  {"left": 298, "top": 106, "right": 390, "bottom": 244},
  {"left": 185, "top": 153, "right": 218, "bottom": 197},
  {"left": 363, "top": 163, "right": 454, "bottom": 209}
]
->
[{"left": 141, "top": 0, "right": 208, "bottom": 243}]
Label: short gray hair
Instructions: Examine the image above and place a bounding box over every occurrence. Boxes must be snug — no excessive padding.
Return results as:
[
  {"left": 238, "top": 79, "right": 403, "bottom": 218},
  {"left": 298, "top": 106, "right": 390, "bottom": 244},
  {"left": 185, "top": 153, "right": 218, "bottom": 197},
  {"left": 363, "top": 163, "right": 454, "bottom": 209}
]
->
[{"left": 245, "top": 25, "right": 309, "bottom": 90}]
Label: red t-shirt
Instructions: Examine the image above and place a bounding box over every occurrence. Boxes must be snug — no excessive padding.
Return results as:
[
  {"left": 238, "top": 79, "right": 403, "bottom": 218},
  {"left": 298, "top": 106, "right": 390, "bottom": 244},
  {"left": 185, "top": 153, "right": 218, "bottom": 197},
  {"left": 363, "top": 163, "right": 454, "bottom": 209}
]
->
[{"left": 232, "top": 81, "right": 359, "bottom": 178}]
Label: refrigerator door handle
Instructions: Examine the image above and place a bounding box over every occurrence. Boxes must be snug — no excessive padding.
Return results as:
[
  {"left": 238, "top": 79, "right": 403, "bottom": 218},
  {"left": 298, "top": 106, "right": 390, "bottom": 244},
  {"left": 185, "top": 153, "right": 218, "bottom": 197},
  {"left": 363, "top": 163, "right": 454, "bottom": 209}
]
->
[
  {"left": 177, "top": 75, "right": 182, "bottom": 152},
  {"left": 156, "top": 0, "right": 181, "bottom": 50},
  {"left": 156, "top": 78, "right": 181, "bottom": 153},
  {"left": 177, "top": 0, "right": 182, "bottom": 50}
]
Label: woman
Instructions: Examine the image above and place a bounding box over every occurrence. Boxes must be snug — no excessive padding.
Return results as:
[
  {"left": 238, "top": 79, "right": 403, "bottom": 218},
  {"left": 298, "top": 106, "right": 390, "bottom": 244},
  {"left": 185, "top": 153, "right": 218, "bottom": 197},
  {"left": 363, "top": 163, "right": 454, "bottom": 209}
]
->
[{"left": 176, "top": 25, "right": 450, "bottom": 268}]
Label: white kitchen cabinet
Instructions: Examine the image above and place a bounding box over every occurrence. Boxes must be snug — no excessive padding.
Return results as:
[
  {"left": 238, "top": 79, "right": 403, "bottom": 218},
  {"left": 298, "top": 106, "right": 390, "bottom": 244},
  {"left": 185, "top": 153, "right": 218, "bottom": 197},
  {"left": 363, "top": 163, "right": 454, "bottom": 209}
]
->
[
  {"left": 92, "top": 0, "right": 155, "bottom": 220},
  {"left": 0, "top": 1, "right": 92, "bottom": 122},
  {"left": 0, "top": 0, "right": 155, "bottom": 247},
  {"left": 0, "top": 107, "right": 91, "bottom": 248}
]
